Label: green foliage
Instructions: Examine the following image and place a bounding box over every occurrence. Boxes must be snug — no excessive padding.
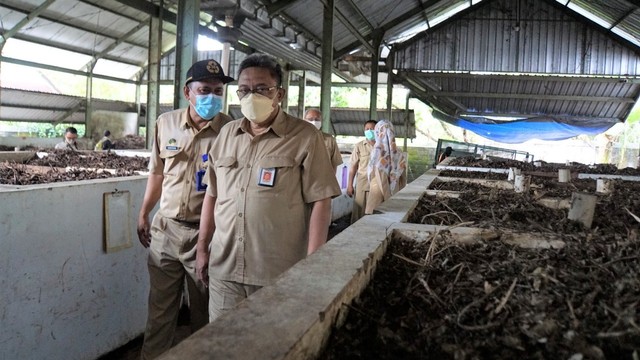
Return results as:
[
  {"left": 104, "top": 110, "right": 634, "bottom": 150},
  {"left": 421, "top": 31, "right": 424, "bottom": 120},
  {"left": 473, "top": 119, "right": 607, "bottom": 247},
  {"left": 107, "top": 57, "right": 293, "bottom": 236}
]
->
[
  {"left": 0, "top": 121, "right": 85, "bottom": 138},
  {"left": 625, "top": 101, "right": 640, "bottom": 124}
]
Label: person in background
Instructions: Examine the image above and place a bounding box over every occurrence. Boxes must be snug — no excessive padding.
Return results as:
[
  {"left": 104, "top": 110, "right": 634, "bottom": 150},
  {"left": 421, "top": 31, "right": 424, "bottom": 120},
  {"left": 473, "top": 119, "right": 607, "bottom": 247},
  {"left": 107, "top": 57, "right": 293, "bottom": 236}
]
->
[
  {"left": 364, "top": 119, "right": 407, "bottom": 214},
  {"left": 303, "top": 108, "right": 343, "bottom": 170},
  {"left": 94, "top": 130, "right": 114, "bottom": 151},
  {"left": 136, "top": 59, "right": 234, "bottom": 360},
  {"left": 346, "top": 120, "right": 377, "bottom": 224},
  {"left": 196, "top": 53, "right": 341, "bottom": 322},
  {"left": 55, "top": 127, "right": 79, "bottom": 150},
  {"left": 438, "top": 146, "right": 453, "bottom": 163}
]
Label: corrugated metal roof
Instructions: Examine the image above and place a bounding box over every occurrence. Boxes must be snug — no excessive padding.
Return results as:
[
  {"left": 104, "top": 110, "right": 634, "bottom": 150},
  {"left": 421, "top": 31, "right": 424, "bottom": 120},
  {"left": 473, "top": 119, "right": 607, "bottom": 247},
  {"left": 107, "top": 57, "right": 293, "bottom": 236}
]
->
[
  {"left": 2, "top": 0, "right": 640, "bottom": 135},
  {"left": 391, "top": 0, "right": 640, "bottom": 124},
  {"left": 0, "top": 88, "right": 136, "bottom": 123},
  {"left": 128, "top": 103, "right": 417, "bottom": 138}
]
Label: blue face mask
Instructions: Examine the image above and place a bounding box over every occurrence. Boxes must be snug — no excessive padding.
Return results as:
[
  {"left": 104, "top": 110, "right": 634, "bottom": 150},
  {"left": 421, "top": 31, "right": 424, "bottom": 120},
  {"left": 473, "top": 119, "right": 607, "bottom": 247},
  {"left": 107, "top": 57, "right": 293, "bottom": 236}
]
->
[
  {"left": 364, "top": 129, "right": 375, "bottom": 141},
  {"left": 192, "top": 94, "right": 223, "bottom": 120}
]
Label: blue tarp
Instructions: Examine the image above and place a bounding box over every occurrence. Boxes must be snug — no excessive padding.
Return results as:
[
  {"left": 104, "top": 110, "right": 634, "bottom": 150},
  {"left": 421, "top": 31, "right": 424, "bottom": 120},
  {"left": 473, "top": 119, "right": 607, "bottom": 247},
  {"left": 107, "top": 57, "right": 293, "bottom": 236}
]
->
[{"left": 437, "top": 113, "right": 618, "bottom": 143}]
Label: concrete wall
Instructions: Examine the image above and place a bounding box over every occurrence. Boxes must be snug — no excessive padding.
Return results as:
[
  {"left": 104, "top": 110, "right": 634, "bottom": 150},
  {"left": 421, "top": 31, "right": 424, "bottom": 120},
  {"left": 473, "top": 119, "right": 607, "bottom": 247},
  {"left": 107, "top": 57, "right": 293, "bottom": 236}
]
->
[{"left": 0, "top": 177, "right": 150, "bottom": 360}]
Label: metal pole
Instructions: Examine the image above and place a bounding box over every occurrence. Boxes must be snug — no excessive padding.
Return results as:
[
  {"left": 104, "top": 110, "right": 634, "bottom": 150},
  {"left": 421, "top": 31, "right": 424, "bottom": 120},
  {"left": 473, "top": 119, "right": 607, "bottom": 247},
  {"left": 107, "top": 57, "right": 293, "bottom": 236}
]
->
[
  {"left": 146, "top": 2, "right": 162, "bottom": 148},
  {"left": 173, "top": 0, "right": 200, "bottom": 110},
  {"left": 320, "top": 0, "right": 334, "bottom": 133},
  {"left": 297, "top": 71, "right": 306, "bottom": 118}
]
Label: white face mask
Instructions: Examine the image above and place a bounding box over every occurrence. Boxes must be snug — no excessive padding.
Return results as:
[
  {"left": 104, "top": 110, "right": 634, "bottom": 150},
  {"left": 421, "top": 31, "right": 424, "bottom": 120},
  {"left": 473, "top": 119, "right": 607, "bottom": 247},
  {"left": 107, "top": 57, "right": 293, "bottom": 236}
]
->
[
  {"left": 310, "top": 120, "right": 322, "bottom": 130},
  {"left": 240, "top": 93, "right": 275, "bottom": 124}
]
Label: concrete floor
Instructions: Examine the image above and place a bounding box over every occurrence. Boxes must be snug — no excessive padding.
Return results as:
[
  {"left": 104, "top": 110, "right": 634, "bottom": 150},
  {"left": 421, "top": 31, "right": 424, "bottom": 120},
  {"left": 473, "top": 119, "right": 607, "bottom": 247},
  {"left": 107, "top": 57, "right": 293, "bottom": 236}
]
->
[{"left": 96, "top": 216, "right": 352, "bottom": 360}]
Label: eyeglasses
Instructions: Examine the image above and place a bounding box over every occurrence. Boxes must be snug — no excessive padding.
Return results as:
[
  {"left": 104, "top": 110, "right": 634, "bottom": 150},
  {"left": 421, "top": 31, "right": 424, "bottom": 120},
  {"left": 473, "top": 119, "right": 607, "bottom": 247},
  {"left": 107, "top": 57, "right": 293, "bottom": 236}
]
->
[{"left": 236, "top": 86, "right": 278, "bottom": 98}]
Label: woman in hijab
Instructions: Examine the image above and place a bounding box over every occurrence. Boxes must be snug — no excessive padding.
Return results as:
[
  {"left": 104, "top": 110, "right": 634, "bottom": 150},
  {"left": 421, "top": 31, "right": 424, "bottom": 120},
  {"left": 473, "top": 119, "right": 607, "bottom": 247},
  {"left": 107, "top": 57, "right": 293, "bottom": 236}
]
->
[{"left": 364, "top": 119, "right": 407, "bottom": 214}]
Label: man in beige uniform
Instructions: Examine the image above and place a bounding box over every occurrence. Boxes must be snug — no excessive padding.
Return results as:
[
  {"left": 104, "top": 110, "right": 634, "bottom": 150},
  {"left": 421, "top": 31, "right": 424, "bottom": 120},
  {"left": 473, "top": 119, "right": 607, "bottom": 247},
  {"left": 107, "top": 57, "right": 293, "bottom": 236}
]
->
[
  {"left": 196, "top": 54, "right": 341, "bottom": 321},
  {"left": 136, "top": 59, "right": 234, "bottom": 359},
  {"left": 303, "top": 108, "right": 343, "bottom": 170},
  {"left": 346, "top": 120, "right": 377, "bottom": 224}
]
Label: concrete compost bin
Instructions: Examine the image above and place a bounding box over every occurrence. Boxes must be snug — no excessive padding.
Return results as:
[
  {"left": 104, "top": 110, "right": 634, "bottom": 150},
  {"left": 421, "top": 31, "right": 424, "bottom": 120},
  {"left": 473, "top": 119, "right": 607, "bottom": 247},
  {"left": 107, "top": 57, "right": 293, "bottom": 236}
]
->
[
  {"left": 159, "top": 164, "right": 637, "bottom": 360},
  {"left": 0, "top": 149, "right": 351, "bottom": 359},
  {"left": 1, "top": 152, "right": 152, "bottom": 359}
]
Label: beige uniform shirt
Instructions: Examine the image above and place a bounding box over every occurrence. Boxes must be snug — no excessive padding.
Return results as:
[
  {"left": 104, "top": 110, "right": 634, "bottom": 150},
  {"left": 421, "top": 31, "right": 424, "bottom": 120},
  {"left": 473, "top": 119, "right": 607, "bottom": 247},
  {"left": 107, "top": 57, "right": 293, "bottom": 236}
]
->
[
  {"left": 205, "top": 108, "right": 341, "bottom": 286},
  {"left": 148, "top": 109, "right": 232, "bottom": 223},
  {"left": 322, "top": 132, "right": 343, "bottom": 169},
  {"left": 349, "top": 139, "right": 373, "bottom": 191}
]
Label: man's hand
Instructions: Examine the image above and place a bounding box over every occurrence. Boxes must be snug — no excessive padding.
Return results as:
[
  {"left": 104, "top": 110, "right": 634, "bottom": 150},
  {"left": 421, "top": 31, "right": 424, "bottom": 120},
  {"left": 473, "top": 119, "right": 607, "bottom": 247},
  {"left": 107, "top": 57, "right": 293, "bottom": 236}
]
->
[
  {"left": 347, "top": 184, "right": 355, "bottom": 197},
  {"left": 137, "top": 214, "right": 151, "bottom": 248},
  {"left": 196, "top": 247, "right": 209, "bottom": 288}
]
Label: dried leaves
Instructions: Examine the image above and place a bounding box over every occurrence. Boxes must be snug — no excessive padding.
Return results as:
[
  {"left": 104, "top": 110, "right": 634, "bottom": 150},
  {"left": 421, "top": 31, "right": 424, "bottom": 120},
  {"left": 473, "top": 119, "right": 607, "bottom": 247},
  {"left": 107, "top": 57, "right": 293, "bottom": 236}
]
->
[
  {"left": 321, "top": 160, "right": 640, "bottom": 360},
  {"left": 320, "top": 236, "right": 640, "bottom": 359},
  {"left": 0, "top": 150, "right": 149, "bottom": 185}
]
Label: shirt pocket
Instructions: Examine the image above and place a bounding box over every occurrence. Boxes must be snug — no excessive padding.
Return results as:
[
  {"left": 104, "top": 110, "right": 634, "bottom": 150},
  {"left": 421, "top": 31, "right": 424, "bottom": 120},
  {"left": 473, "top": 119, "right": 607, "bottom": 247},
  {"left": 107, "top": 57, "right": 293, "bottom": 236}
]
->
[
  {"left": 214, "top": 156, "right": 238, "bottom": 201},
  {"left": 253, "top": 156, "right": 297, "bottom": 196},
  {"left": 159, "top": 148, "right": 185, "bottom": 176}
]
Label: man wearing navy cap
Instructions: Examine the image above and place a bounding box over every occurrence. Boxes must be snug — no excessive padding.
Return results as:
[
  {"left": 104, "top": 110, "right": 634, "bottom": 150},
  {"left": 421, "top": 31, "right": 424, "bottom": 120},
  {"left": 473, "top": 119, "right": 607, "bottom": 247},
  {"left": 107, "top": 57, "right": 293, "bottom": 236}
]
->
[{"left": 136, "top": 59, "right": 234, "bottom": 359}]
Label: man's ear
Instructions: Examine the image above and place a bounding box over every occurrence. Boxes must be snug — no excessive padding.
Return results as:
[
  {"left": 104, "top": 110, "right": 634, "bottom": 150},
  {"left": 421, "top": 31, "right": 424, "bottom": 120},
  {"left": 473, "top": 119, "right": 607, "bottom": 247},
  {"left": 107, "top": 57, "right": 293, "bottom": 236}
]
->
[
  {"left": 276, "top": 88, "right": 286, "bottom": 103},
  {"left": 183, "top": 85, "right": 191, "bottom": 100}
]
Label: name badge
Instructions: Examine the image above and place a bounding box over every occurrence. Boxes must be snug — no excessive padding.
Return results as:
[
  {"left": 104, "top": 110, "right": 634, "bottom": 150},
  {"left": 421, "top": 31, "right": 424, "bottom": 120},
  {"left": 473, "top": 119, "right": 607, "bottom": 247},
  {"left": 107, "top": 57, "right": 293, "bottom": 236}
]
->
[
  {"left": 165, "top": 145, "right": 179, "bottom": 151},
  {"left": 258, "top": 167, "right": 276, "bottom": 187}
]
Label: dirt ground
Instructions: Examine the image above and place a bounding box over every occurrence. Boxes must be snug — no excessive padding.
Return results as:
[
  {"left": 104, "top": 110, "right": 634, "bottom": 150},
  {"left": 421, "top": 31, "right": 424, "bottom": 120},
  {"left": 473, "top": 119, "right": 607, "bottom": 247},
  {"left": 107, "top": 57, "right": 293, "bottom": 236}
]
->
[{"left": 320, "top": 159, "right": 640, "bottom": 359}]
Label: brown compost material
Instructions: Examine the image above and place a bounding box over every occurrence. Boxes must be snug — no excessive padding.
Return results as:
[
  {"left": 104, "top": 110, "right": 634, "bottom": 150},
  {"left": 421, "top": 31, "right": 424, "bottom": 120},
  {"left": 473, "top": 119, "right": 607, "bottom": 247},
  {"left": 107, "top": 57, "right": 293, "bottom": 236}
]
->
[
  {"left": 0, "top": 150, "right": 148, "bottom": 185},
  {"left": 320, "top": 165, "right": 640, "bottom": 360}
]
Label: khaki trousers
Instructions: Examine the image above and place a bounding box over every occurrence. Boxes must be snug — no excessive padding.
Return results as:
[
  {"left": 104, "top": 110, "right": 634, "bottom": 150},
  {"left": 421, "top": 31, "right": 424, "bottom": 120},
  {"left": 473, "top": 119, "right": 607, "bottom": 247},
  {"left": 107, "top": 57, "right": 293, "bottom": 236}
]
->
[
  {"left": 350, "top": 187, "right": 369, "bottom": 224},
  {"left": 208, "top": 278, "right": 262, "bottom": 322},
  {"left": 141, "top": 215, "right": 208, "bottom": 360}
]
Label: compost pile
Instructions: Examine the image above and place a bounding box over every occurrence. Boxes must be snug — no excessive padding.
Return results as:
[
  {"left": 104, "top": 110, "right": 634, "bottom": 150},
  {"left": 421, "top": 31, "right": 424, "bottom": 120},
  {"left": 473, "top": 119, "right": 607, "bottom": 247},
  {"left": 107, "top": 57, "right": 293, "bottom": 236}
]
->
[
  {"left": 439, "top": 169, "right": 508, "bottom": 180},
  {"left": 0, "top": 150, "right": 148, "bottom": 185},
  {"left": 0, "top": 163, "right": 124, "bottom": 185},
  {"left": 413, "top": 181, "right": 640, "bottom": 238},
  {"left": 431, "top": 178, "right": 596, "bottom": 198},
  {"left": 26, "top": 150, "right": 148, "bottom": 170},
  {"left": 448, "top": 156, "right": 640, "bottom": 176},
  {"left": 448, "top": 156, "right": 537, "bottom": 171},
  {"left": 320, "top": 234, "right": 639, "bottom": 359},
  {"left": 112, "top": 135, "right": 146, "bottom": 149},
  {"left": 321, "top": 178, "right": 640, "bottom": 359}
]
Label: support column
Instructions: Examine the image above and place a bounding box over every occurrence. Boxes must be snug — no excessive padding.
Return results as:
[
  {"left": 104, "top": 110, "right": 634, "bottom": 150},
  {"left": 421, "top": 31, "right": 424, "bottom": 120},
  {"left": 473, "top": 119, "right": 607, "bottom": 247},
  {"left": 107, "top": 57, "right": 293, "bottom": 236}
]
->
[
  {"left": 320, "top": 0, "right": 334, "bottom": 133},
  {"left": 281, "top": 64, "right": 290, "bottom": 112},
  {"left": 135, "top": 80, "right": 141, "bottom": 136},
  {"left": 221, "top": 15, "right": 233, "bottom": 115},
  {"left": 297, "top": 71, "right": 306, "bottom": 118},
  {"left": 368, "top": 31, "right": 383, "bottom": 121},
  {"left": 386, "top": 49, "right": 395, "bottom": 121},
  {"left": 173, "top": 0, "right": 200, "bottom": 110},
  {"left": 403, "top": 92, "right": 410, "bottom": 151},
  {"left": 85, "top": 61, "right": 96, "bottom": 138},
  {"left": 220, "top": 15, "right": 233, "bottom": 76},
  {"left": 146, "top": 3, "right": 162, "bottom": 148}
]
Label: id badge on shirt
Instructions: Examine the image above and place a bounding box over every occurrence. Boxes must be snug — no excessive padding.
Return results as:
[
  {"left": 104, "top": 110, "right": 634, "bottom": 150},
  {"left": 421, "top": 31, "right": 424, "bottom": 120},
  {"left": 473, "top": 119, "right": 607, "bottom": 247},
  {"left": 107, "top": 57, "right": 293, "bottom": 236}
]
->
[{"left": 258, "top": 167, "right": 276, "bottom": 187}]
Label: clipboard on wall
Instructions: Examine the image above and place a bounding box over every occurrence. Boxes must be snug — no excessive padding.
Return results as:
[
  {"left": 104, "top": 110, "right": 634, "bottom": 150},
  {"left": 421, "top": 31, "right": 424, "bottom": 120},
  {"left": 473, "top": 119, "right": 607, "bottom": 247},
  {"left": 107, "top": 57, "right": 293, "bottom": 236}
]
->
[{"left": 103, "top": 190, "right": 133, "bottom": 253}]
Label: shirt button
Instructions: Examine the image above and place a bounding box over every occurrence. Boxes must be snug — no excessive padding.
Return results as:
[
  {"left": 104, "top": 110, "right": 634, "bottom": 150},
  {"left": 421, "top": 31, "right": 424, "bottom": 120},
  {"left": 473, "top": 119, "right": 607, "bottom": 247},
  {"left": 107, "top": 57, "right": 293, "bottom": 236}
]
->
[
  {"left": 241, "top": 188, "right": 245, "bottom": 192},
  {"left": 238, "top": 212, "right": 243, "bottom": 218},
  {"left": 238, "top": 237, "right": 243, "bottom": 242}
]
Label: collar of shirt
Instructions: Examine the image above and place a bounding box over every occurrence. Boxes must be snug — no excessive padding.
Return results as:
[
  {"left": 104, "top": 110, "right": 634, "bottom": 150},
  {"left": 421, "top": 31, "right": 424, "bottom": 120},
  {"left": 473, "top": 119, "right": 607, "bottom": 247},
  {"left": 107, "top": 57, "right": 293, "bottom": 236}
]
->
[
  {"left": 180, "top": 108, "right": 224, "bottom": 134},
  {"left": 238, "top": 106, "right": 287, "bottom": 138}
]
